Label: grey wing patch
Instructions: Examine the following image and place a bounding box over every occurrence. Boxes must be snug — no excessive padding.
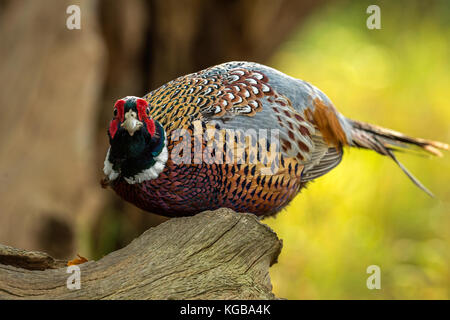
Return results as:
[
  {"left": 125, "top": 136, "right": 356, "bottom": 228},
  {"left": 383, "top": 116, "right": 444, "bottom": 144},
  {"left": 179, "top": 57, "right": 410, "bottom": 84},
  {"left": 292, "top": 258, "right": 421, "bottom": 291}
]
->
[{"left": 302, "top": 136, "right": 343, "bottom": 182}]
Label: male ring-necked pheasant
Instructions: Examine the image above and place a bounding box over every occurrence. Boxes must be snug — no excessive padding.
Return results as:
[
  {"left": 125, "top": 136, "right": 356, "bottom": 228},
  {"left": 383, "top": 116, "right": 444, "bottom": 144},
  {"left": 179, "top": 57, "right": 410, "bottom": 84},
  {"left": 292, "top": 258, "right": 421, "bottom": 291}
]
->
[{"left": 102, "top": 61, "right": 448, "bottom": 217}]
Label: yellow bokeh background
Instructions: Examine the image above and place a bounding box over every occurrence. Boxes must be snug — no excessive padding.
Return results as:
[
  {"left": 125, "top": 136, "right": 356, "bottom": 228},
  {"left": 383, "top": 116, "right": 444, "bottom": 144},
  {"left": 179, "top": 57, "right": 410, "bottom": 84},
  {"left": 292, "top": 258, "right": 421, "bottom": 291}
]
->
[{"left": 266, "top": 0, "right": 450, "bottom": 299}]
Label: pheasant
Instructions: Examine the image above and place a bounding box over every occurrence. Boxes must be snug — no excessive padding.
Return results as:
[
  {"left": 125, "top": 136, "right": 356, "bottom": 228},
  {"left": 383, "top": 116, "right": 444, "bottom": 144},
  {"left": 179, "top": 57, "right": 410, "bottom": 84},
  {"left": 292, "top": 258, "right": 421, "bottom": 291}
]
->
[{"left": 102, "top": 61, "right": 449, "bottom": 218}]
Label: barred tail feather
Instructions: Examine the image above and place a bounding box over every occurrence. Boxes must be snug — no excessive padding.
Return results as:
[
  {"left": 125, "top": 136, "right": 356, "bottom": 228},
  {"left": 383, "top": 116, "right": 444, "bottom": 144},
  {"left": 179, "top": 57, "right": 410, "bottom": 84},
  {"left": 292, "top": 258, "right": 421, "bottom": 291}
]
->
[{"left": 349, "top": 119, "right": 449, "bottom": 197}]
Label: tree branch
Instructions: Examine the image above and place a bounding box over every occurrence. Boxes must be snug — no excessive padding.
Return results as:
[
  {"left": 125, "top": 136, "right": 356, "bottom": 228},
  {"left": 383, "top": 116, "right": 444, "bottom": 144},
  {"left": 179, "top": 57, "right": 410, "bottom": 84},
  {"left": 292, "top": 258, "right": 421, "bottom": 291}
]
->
[{"left": 0, "top": 209, "right": 282, "bottom": 299}]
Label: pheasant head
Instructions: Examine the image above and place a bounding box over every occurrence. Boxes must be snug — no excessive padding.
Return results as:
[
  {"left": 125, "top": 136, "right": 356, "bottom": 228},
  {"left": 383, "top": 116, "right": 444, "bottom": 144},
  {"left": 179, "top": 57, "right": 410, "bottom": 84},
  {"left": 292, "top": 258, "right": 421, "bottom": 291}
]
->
[{"left": 103, "top": 96, "right": 168, "bottom": 184}]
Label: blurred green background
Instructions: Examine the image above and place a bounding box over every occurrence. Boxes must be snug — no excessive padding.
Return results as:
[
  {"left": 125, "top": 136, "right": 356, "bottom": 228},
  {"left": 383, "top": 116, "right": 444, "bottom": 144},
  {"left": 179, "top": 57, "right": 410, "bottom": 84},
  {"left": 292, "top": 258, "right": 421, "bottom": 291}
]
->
[
  {"left": 266, "top": 0, "right": 450, "bottom": 299},
  {"left": 0, "top": 0, "right": 448, "bottom": 300}
]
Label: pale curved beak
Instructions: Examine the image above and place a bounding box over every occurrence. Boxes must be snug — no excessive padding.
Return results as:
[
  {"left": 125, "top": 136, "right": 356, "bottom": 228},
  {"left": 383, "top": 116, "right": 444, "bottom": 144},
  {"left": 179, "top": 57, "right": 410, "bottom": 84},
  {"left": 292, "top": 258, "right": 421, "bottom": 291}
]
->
[{"left": 121, "top": 110, "right": 143, "bottom": 136}]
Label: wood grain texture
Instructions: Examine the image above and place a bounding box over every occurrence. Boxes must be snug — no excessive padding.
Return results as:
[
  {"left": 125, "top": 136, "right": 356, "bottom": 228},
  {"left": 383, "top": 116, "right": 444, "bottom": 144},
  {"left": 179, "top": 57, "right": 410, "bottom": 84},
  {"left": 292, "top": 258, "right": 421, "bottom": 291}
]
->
[{"left": 0, "top": 208, "right": 282, "bottom": 300}]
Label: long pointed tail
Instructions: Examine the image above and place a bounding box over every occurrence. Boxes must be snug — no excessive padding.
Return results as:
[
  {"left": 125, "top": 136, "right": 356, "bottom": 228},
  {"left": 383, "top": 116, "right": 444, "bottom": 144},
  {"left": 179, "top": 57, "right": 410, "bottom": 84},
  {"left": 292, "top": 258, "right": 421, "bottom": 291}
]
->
[{"left": 348, "top": 119, "right": 449, "bottom": 197}]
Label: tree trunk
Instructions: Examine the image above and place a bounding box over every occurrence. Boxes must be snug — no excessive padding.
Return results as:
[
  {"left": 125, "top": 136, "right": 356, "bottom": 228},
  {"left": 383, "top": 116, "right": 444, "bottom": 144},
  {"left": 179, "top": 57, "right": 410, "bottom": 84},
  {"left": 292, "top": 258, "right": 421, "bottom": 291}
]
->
[
  {"left": 0, "top": 0, "right": 106, "bottom": 257},
  {"left": 0, "top": 209, "right": 282, "bottom": 300}
]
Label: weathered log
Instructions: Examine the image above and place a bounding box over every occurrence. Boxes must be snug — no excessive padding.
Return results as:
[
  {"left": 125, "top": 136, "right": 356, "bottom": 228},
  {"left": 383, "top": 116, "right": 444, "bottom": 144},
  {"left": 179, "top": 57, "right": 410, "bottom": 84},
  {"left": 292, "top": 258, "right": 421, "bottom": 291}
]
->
[{"left": 0, "top": 209, "right": 282, "bottom": 300}]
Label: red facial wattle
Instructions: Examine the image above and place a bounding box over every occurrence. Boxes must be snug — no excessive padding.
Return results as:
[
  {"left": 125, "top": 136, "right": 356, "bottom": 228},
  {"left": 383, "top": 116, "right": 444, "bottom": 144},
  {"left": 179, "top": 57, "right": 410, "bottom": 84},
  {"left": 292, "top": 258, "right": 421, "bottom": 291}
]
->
[
  {"left": 109, "top": 119, "right": 119, "bottom": 139},
  {"left": 109, "top": 99, "right": 125, "bottom": 139},
  {"left": 136, "top": 98, "right": 156, "bottom": 136}
]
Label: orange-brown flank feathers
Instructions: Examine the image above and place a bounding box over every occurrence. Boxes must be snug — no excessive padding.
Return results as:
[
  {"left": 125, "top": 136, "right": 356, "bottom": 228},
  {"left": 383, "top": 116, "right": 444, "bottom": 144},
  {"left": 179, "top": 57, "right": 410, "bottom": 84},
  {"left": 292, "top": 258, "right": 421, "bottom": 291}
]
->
[{"left": 306, "top": 98, "right": 348, "bottom": 148}]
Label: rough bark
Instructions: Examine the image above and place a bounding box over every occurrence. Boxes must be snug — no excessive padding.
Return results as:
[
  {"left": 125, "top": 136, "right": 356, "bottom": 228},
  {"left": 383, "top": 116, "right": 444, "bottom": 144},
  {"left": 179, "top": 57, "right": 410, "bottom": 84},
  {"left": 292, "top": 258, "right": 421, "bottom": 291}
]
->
[{"left": 0, "top": 209, "right": 282, "bottom": 300}]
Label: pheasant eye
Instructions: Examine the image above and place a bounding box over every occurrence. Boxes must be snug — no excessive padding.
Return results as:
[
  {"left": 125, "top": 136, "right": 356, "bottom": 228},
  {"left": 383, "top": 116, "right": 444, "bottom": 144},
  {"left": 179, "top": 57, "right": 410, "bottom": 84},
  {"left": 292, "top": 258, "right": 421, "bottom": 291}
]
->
[
  {"left": 145, "top": 107, "right": 151, "bottom": 117},
  {"left": 113, "top": 108, "right": 118, "bottom": 117}
]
